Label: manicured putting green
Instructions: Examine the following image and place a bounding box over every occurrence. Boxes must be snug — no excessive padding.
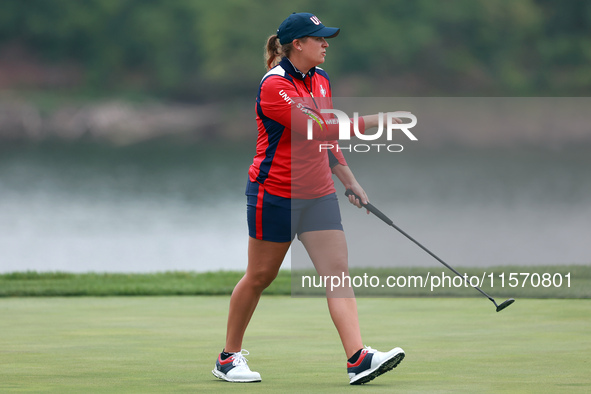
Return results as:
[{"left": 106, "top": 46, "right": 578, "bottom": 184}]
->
[{"left": 1, "top": 297, "right": 589, "bottom": 393}]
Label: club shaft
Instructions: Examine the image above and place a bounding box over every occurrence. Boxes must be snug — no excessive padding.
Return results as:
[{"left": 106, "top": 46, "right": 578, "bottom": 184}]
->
[
  {"left": 387, "top": 222, "right": 495, "bottom": 303},
  {"left": 345, "top": 189, "right": 496, "bottom": 303}
]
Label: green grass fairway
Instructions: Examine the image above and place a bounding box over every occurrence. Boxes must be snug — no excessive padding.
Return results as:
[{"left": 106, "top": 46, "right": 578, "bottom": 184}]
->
[{"left": 1, "top": 297, "right": 589, "bottom": 393}]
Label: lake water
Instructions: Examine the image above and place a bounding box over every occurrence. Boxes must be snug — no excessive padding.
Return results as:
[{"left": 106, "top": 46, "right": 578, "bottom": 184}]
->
[{"left": 1, "top": 141, "right": 590, "bottom": 273}]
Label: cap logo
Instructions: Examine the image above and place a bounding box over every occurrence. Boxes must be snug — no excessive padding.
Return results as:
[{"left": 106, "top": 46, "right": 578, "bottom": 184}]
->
[{"left": 310, "top": 16, "right": 321, "bottom": 25}]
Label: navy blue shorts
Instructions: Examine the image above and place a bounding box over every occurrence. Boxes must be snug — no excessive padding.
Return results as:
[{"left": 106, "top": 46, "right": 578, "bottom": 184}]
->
[{"left": 246, "top": 180, "right": 343, "bottom": 242}]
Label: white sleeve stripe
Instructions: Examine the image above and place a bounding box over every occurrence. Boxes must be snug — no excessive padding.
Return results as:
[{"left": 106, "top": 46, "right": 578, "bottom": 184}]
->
[{"left": 261, "top": 66, "right": 285, "bottom": 82}]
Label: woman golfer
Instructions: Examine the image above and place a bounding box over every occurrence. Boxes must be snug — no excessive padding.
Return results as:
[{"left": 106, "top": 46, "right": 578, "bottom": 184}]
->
[{"left": 213, "top": 12, "right": 405, "bottom": 385}]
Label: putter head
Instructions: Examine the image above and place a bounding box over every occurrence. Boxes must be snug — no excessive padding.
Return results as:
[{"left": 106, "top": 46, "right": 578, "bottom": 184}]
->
[{"left": 496, "top": 298, "right": 515, "bottom": 312}]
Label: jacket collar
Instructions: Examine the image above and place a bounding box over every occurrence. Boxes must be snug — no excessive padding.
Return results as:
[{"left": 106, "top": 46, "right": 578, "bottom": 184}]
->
[{"left": 279, "top": 57, "right": 316, "bottom": 80}]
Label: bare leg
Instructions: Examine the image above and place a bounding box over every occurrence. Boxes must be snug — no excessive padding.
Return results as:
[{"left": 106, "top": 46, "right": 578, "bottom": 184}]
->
[
  {"left": 224, "top": 237, "right": 290, "bottom": 353},
  {"left": 299, "top": 230, "right": 363, "bottom": 359}
]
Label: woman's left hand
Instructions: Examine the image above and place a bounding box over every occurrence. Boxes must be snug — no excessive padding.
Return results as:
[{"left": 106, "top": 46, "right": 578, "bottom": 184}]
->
[
  {"left": 331, "top": 164, "right": 371, "bottom": 214},
  {"left": 346, "top": 183, "right": 370, "bottom": 214}
]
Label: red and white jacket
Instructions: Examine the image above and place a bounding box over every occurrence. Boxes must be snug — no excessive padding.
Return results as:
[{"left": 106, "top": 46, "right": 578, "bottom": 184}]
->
[{"left": 248, "top": 57, "right": 365, "bottom": 199}]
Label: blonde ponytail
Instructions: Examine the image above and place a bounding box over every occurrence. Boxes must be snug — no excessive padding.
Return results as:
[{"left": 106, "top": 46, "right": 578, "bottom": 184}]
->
[{"left": 264, "top": 34, "right": 293, "bottom": 70}]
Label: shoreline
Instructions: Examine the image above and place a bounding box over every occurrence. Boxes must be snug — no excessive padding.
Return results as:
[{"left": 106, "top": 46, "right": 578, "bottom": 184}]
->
[{"left": 1, "top": 265, "right": 588, "bottom": 298}]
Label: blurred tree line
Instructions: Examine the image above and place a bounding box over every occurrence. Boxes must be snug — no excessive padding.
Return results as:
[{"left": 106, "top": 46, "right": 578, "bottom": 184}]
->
[{"left": 1, "top": 0, "right": 590, "bottom": 101}]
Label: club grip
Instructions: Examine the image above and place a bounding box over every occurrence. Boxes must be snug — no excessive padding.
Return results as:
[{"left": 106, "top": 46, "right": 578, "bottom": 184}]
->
[{"left": 345, "top": 189, "right": 394, "bottom": 226}]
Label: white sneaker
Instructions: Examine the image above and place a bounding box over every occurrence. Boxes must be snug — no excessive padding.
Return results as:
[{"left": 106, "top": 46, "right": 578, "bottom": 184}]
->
[
  {"left": 212, "top": 349, "right": 262, "bottom": 383},
  {"left": 347, "top": 346, "right": 405, "bottom": 385}
]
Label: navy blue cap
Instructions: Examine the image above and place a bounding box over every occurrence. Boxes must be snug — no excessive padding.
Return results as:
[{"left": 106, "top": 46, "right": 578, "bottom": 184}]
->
[{"left": 277, "top": 13, "right": 340, "bottom": 45}]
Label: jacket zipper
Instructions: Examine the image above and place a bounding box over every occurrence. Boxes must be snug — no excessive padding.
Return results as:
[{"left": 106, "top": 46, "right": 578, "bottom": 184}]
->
[{"left": 303, "top": 75, "right": 318, "bottom": 109}]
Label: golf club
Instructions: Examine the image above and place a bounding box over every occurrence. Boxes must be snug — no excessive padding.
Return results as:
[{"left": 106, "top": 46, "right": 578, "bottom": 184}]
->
[{"left": 345, "top": 189, "right": 515, "bottom": 312}]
